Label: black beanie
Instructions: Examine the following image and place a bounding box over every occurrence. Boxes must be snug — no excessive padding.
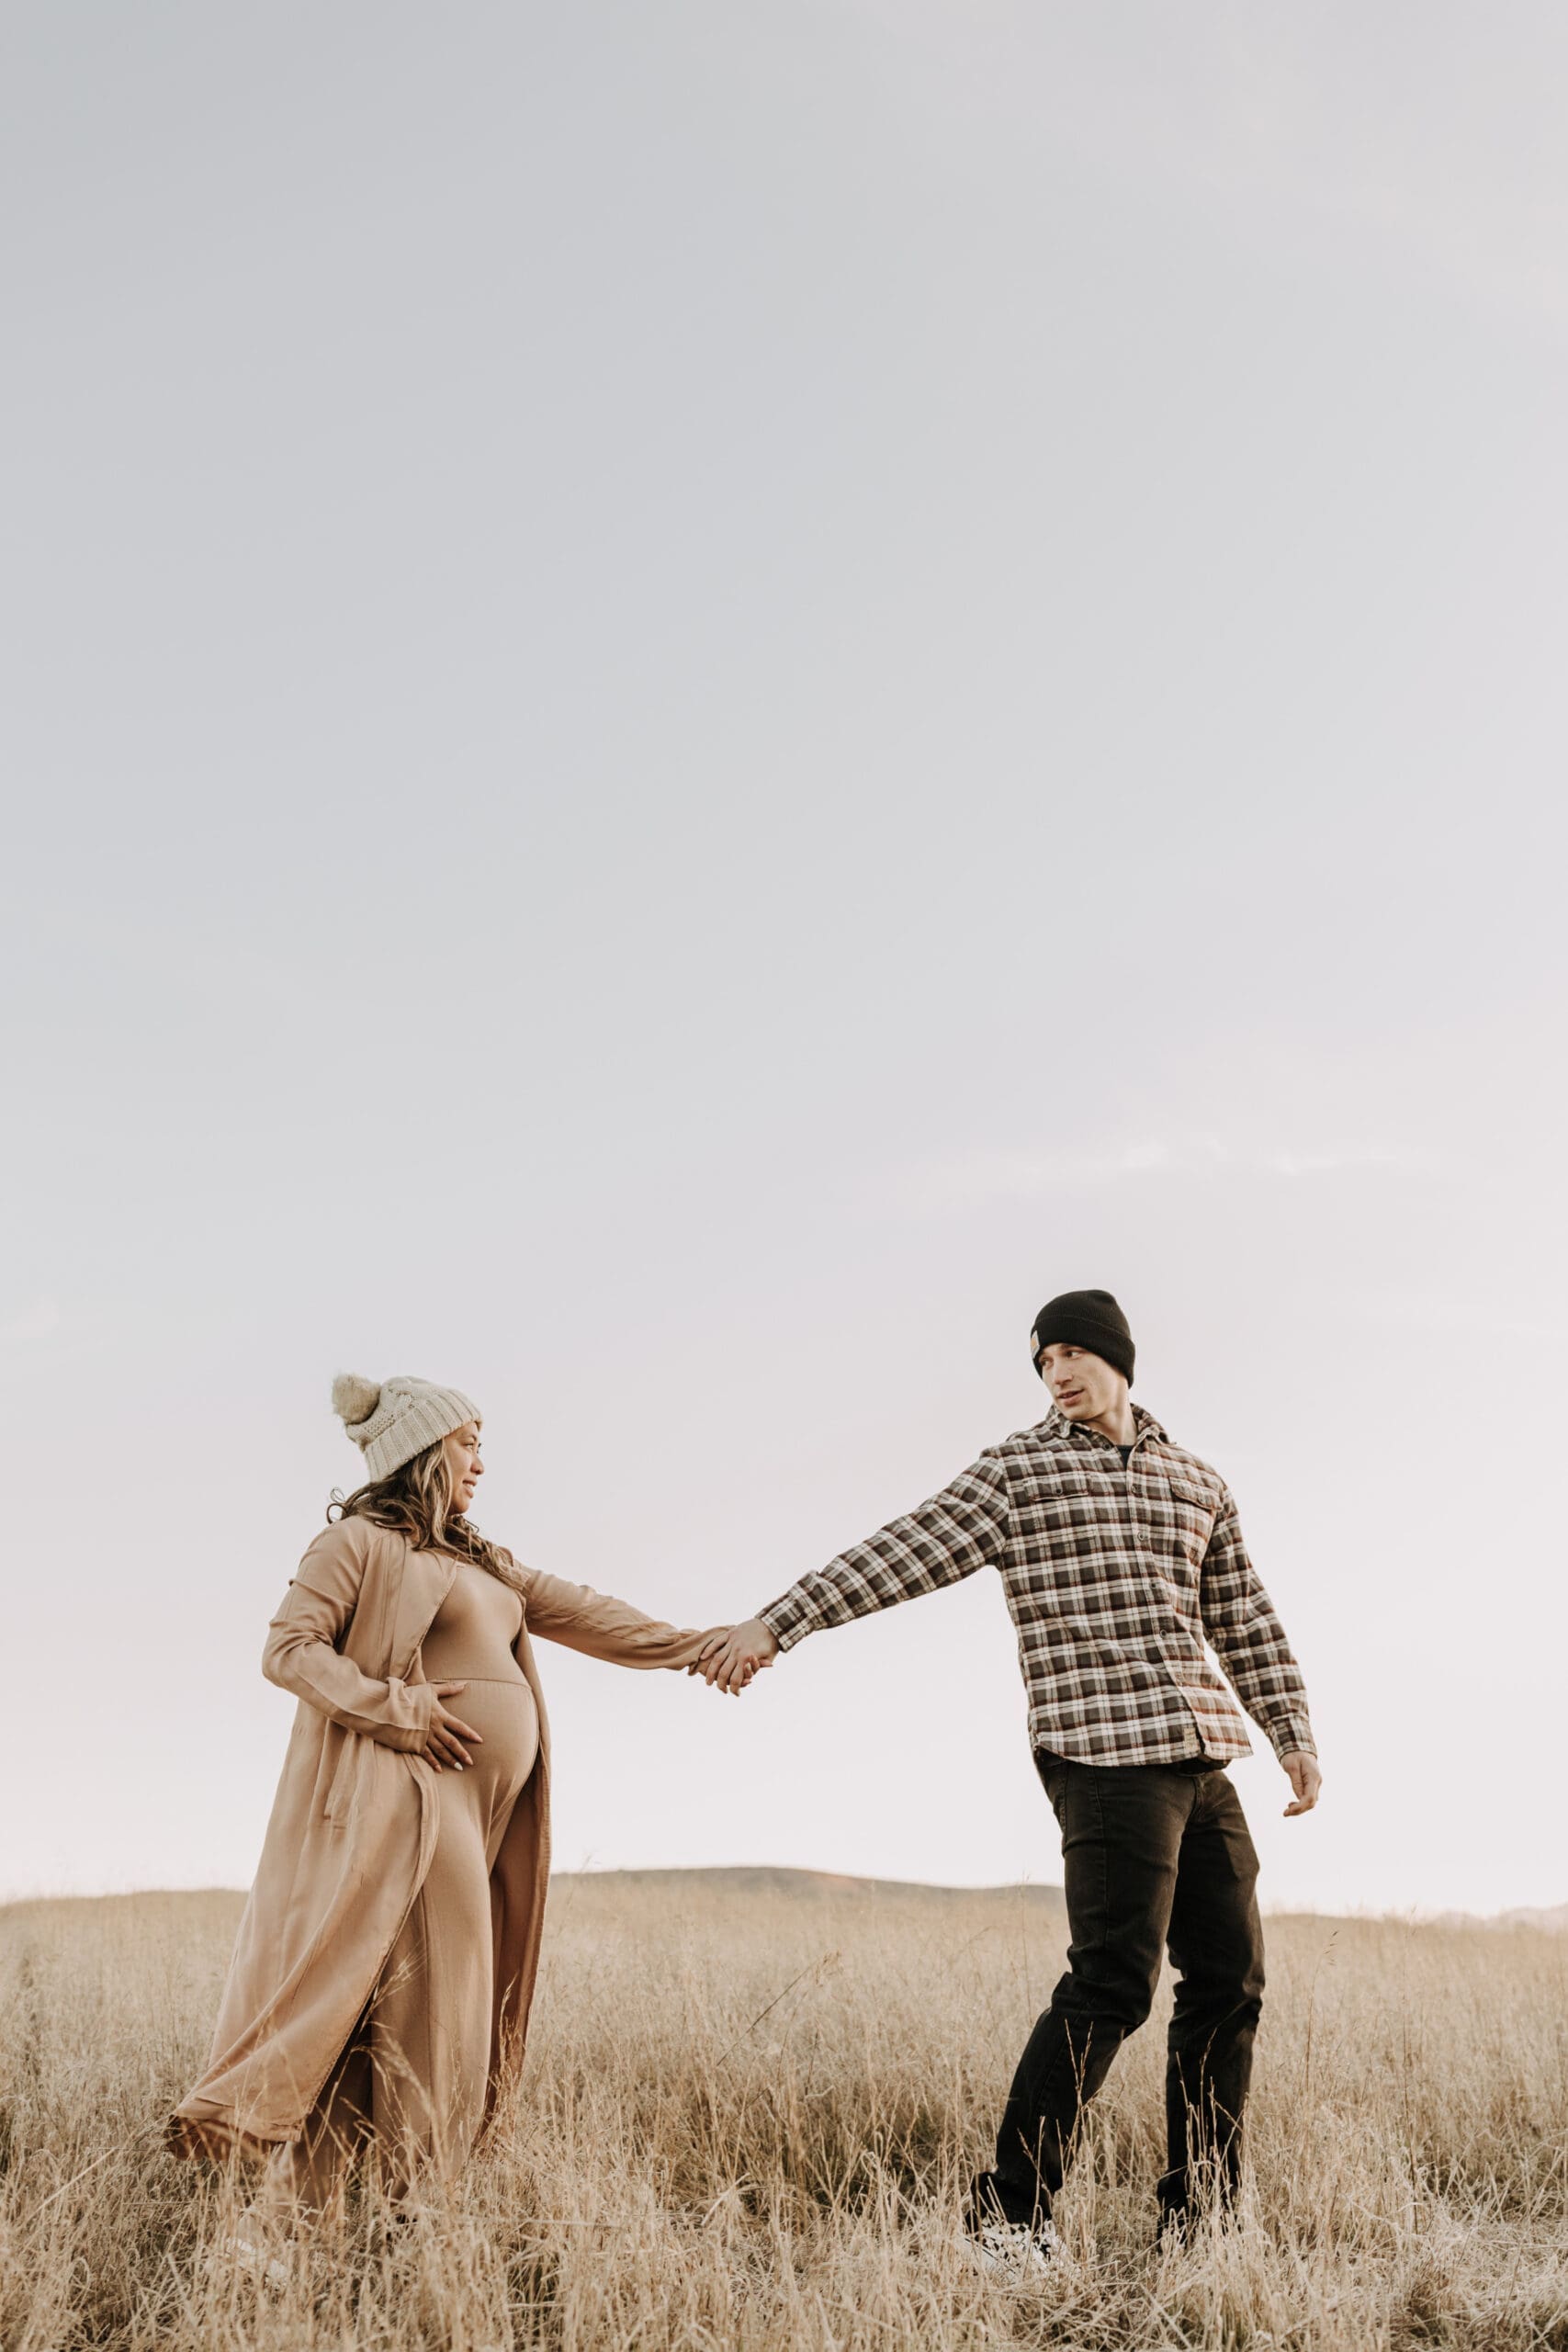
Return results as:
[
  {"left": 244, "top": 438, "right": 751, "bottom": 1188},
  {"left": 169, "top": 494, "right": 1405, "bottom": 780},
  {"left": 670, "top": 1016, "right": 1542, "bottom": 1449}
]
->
[{"left": 1029, "top": 1289, "right": 1135, "bottom": 1385}]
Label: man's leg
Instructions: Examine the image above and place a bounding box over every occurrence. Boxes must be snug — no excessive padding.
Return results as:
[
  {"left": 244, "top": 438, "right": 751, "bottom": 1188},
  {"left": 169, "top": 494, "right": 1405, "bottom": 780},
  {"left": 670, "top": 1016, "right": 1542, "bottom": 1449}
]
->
[
  {"left": 970, "top": 1759, "right": 1195, "bottom": 2230},
  {"left": 1159, "top": 1769, "right": 1265, "bottom": 2227}
]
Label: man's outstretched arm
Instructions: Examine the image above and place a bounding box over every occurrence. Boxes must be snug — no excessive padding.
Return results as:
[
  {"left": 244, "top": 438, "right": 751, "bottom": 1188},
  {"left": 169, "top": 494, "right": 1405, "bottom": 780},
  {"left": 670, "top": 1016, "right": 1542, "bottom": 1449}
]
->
[{"left": 695, "top": 1452, "right": 1011, "bottom": 1693}]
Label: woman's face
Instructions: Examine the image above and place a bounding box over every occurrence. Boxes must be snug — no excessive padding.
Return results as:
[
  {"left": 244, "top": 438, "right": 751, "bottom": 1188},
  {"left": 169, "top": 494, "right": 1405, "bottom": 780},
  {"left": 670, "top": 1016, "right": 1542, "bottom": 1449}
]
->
[{"left": 442, "top": 1420, "right": 484, "bottom": 1514}]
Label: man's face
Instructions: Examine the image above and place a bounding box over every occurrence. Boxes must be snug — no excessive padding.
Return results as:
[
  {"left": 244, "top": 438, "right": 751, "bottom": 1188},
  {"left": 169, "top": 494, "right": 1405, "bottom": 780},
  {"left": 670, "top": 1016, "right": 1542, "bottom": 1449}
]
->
[{"left": 1037, "top": 1343, "right": 1124, "bottom": 1423}]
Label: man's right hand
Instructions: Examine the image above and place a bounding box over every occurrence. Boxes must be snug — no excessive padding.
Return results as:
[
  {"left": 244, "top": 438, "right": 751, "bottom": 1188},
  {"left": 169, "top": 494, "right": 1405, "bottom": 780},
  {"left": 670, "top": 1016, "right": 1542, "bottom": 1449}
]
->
[
  {"left": 693, "top": 1619, "right": 779, "bottom": 1694},
  {"left": 421, "top": 1680, "right": 483, "bottom": 1769}
]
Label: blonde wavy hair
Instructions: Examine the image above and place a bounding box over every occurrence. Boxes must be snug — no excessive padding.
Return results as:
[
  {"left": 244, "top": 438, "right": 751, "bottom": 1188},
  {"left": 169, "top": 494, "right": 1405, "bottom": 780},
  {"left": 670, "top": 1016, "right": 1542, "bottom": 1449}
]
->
[{"left": 329, "top": 1438, "right": 522, "bottom": 1591}]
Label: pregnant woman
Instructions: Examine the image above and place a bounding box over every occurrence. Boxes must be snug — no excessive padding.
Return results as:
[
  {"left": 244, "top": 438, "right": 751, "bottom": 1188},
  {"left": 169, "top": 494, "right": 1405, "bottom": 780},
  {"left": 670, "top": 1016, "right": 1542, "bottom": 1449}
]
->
[{"left": 169, "top": 1372, "right": 723, "bottom": 2223}]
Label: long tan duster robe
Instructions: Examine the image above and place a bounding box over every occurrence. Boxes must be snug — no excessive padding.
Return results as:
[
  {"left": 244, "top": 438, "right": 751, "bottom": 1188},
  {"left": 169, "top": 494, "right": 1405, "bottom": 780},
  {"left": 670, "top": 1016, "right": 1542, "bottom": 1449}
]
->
[{"left": 169, "top": 1518, "right": 716, "bottom": 2160}]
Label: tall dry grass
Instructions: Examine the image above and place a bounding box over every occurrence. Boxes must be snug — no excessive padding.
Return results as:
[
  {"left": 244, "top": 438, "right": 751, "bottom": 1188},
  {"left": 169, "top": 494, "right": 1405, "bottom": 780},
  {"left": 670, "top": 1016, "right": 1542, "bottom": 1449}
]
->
[{"left": 3, "top": 1878, "right": 1567, "bottom": 2349}]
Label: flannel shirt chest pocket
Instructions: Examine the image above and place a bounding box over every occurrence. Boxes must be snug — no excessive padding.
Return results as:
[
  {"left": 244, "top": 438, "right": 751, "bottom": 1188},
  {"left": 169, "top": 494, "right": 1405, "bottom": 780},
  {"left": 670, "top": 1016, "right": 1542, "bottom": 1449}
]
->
[
  {"left": 1145, "top": 1476, "right": 1216, "bottom": 1582},
  {"left": 1011, "top": 1461, "right": 1124, "bottom": 1587}
]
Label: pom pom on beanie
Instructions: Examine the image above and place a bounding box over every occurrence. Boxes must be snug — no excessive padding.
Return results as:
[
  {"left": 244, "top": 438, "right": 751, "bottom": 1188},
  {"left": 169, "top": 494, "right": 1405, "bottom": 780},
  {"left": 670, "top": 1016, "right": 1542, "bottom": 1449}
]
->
[{"left": 332, "top": 1372, "right": 382, "bottom": 1428}]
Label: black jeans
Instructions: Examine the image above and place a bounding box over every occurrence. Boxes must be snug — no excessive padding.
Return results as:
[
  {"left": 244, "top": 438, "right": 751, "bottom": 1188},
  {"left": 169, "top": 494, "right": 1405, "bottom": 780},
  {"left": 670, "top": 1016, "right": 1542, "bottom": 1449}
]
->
[{"left": 970, "top": 1751, "right": 1265, "bottom": 2229}]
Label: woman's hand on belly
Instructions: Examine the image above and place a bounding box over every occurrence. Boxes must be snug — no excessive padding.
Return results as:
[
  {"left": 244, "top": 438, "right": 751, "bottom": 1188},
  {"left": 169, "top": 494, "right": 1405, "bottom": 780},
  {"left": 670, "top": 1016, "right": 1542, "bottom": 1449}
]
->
[{"left": 418, "top": 1681, "right": 484, "bottom": 1770}]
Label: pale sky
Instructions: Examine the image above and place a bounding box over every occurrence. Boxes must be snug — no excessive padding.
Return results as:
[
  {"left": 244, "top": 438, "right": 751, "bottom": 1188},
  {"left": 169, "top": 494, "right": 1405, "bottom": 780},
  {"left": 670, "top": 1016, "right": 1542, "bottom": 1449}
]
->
[{"left": 5, "top": 3, "right": 1565, "bottom": 1918}]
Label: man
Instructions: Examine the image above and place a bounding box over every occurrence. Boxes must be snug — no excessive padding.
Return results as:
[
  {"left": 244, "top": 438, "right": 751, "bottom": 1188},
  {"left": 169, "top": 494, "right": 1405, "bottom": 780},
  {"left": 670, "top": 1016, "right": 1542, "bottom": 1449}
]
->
[{"left": 697, "top": 1288, "right": 1320, "bottom": 2276}]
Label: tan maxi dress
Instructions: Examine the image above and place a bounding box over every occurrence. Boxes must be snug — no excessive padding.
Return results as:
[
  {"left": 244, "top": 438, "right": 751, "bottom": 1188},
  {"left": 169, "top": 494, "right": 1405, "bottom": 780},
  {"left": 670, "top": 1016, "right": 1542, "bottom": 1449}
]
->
[{"left": 169, "top": 1516, "right": 715, "bottom": 2199}]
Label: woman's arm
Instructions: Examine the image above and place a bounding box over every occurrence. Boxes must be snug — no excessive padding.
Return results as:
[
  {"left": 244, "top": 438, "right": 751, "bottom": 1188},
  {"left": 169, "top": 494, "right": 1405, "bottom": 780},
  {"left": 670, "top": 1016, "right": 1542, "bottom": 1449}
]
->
[
  {"left": 515, "top": 1559, "right": 722, "bottom": 1670},
  {"left": 262, "top": 1521, "right": 435, "bottom": 1749}
]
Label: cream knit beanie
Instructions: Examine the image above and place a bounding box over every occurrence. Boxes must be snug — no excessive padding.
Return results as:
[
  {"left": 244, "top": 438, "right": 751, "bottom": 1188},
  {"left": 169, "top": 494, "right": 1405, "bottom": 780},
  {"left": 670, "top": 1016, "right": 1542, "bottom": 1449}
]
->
[{"left": 331, "top": 1373, "right": 480, "bottom": 1483}]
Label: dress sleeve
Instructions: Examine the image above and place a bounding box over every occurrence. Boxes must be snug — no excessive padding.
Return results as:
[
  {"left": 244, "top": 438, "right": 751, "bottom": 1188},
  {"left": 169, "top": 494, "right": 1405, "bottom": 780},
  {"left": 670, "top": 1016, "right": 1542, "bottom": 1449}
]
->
[
  {"left": 515, "top": 1560, "right": 721, "bottom": 1670},
  {"left": 262, "top": 1521, "right": 435, "bottom": 1750}
]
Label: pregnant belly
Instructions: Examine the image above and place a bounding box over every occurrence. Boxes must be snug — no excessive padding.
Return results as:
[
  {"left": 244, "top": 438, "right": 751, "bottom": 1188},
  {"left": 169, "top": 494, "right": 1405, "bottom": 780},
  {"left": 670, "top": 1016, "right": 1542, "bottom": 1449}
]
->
[{"left": 439, "top": 1677, "right": 540, "bottom": 1826}]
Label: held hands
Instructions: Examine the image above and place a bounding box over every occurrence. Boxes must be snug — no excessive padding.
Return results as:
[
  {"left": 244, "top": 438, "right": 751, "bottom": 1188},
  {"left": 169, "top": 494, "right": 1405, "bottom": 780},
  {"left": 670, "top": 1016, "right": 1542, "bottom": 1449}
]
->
[
  {"left": 420, "top": 1680, "right": 483, "bottom": 1770},
  {"left": 690, "top": 1618, "right": 780, "bottom": 1695},
  {"left": 1280, "top": 1749, "right": 1322, "bottom": 1817}
]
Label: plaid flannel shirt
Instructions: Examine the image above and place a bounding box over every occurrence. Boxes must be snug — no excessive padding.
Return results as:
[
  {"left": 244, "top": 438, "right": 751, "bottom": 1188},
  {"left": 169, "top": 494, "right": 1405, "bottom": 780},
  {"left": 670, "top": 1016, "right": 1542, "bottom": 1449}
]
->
[{"left": 759, "top": 1404, "right": 1314, "bottom": 1768}]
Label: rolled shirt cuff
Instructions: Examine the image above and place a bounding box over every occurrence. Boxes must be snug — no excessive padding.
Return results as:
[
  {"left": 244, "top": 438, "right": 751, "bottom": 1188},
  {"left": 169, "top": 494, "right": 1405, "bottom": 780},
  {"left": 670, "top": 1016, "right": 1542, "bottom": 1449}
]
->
[
  {"left": 757, "top": 1594, "right": 817, "bottom": 1653},
  {"left": 1265, "top": 1715, "right": 1317, "bottom": 1764}
]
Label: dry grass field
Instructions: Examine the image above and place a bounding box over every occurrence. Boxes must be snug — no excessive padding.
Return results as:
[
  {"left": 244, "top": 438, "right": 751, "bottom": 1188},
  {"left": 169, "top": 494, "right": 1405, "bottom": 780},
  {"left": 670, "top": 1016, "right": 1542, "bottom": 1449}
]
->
[{"left": 4, "top": 1875, "right": 1567, "bottom": 2351}]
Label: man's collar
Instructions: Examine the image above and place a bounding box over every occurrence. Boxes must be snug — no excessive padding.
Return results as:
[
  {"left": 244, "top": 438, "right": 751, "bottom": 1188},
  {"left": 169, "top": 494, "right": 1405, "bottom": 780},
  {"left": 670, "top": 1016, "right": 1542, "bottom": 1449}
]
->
[{"left": 1043, "top": 1401, "right": 1168, "bottom": 1449}]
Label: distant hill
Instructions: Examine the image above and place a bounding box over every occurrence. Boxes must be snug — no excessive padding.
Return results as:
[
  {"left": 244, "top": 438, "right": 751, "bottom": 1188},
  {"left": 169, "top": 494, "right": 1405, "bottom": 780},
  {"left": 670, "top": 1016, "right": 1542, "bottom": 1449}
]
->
[
  {"left": 1410, "top": 1904, "right": 1568, "bottom": 1935},
  {"left": 554, "top": 1865, "right": 1066, "bottom": 1909},
  {"left": 7, "top": 1879, "right": 1556, "bottom": 1932},
  {"left": 558, "top": 1872, "right": 1568, "bottom": 1932}
]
